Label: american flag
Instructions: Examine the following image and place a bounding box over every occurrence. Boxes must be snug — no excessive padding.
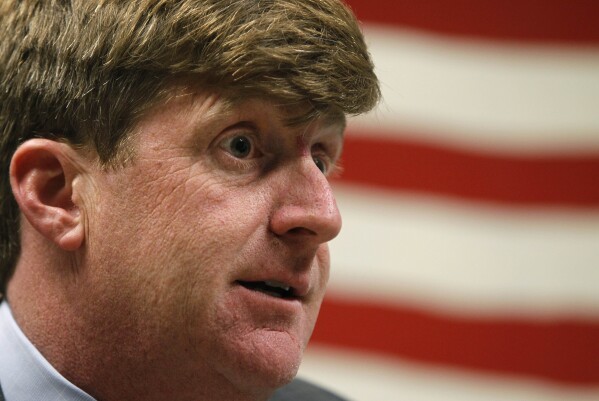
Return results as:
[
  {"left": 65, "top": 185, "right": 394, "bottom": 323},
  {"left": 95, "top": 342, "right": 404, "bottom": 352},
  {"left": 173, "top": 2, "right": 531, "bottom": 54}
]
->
[{"left": 298, "top": 1, "right": 599, "bottom": 400}]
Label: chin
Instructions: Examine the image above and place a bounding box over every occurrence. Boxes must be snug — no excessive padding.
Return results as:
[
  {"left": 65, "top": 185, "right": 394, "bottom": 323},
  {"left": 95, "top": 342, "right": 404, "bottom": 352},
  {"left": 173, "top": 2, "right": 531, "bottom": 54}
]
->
[
  {"left": 248, "top": 358, "right": 300, "bottom": 391},
  {"left": 221, "top": 329, "right": 306, "bottom": 393}
]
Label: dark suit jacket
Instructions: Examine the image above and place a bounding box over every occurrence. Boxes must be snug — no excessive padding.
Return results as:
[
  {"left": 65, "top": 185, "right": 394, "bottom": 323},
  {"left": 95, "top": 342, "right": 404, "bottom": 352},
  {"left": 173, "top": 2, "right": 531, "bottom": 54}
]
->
[
  {"left": 0, "top": 378, "right": 347, "bottom": 401},
  {"left": 270, "top": 378, "right": 349, "bottom": 401}
]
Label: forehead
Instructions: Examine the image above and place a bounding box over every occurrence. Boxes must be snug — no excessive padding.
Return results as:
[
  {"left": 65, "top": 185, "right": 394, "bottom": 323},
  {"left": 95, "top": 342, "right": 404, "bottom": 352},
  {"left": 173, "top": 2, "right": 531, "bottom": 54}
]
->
[
  {"left": 160, "top": 83, "right": 347, "bottom": 134},
  {"left": 230, "top": 98, "right": 346, "bottom": 133}
]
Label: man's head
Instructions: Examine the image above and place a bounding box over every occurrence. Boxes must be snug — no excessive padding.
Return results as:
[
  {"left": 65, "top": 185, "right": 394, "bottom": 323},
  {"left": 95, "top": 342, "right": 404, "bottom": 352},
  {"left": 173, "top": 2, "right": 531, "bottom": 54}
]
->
[{"left": 0, "top": 0, "right": 378, "bottom": 399}]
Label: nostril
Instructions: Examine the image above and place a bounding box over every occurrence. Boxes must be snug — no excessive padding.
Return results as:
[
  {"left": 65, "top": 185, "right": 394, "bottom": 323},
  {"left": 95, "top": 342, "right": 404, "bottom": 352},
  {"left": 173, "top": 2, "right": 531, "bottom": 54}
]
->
[{"left": 287, "top": 227, "right": 316, "bottom": 236}]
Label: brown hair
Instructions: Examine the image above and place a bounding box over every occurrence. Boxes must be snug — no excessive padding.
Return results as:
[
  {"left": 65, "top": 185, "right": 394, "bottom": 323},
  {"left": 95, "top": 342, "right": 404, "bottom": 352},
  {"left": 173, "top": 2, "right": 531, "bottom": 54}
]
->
[{"left": 0, "top": 0, "right": 380, "bottom": 290}]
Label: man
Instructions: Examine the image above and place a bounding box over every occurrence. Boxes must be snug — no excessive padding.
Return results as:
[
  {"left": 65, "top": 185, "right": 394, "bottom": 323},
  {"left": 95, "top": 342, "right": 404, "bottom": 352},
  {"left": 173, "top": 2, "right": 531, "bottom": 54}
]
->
[{"left": 0, "top": 0, "right": 379, "bottom": 400}]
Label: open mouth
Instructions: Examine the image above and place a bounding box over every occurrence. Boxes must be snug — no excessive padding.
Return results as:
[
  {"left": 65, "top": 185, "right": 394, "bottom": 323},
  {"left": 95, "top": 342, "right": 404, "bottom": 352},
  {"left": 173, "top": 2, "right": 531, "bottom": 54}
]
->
[{"left": 237, "top": 280, "right": 296, "bottom": 299}]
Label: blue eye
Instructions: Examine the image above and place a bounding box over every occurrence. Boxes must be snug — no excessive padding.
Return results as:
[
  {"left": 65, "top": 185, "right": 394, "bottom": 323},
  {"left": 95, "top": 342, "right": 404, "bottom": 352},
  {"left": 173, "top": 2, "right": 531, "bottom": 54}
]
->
[{"left": 227, "top": 135, "right": 252, "bottom": 158}]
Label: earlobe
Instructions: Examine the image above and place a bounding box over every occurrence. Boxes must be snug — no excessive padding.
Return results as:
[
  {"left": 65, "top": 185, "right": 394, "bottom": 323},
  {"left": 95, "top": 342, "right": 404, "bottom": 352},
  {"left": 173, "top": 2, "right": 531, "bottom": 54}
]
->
[{"left": 10, "top": 139, "right": 86, "bottom": 251}]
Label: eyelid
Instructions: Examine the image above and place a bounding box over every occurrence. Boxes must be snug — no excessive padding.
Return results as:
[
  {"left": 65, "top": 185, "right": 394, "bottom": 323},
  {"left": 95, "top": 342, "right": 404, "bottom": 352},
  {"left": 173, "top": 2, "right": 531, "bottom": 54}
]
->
[{"left": 212, "top": 120, "right": 258, "bottom": 150}]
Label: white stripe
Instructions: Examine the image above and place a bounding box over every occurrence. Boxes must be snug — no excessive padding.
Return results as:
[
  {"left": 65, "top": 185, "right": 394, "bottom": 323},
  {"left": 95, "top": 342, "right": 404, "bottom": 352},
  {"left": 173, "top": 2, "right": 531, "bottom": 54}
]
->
[
  {"left": 351, "top": 24, "right": 599, "bottom": 154},
  {"left": 299, "top": 345, "right": 599, "bottom": 401},
  {"left": 328, "top": 184, "right": 599, "bottom": 317}
]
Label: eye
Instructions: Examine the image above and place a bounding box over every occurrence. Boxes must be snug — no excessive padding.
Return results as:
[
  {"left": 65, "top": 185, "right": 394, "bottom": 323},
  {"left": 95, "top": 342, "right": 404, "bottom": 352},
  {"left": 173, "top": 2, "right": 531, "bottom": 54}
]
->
[
  {"left": 313, "top": 156, "right": 327, "bottom": 174},
  {"left": 312, "top": 143, "right": 336, "bottom": 176},
  {"left": 216, "top": 133, "right": 264, "bottom": 172},
  {"left": 223, "top": 135, "right": 253, "bottom": 158}
]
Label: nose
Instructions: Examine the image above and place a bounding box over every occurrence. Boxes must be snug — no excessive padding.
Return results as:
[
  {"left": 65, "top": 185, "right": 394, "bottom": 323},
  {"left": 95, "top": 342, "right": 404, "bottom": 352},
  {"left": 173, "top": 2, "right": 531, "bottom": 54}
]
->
[{"left": 269, "top": 158, "right": 342, "bottom": 244}]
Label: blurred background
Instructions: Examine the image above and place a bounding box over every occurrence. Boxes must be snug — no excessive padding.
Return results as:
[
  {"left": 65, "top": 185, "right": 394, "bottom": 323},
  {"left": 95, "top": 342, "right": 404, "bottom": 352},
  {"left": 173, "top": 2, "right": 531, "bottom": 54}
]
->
[{"left": 298, "top": 1, "right": 599, "bottom": 400}]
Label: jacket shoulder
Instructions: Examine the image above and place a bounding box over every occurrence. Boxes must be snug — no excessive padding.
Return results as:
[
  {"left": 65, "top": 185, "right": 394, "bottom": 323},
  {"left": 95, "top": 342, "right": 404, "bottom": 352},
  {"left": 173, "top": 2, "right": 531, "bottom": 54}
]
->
[{"left": 269, "top": 378, "right": 350, "bottom": 401}]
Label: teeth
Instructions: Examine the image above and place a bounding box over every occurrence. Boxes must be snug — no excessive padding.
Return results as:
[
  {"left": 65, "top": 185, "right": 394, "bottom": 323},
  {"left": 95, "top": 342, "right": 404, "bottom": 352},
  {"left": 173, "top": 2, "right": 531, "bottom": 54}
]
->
[{"left": 264, "top": 281, "right": 291, "bottom": 292}]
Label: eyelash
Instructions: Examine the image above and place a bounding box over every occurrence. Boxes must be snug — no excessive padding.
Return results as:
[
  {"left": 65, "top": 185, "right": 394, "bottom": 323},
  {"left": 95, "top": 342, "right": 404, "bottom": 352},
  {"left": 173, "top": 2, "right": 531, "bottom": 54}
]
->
[{"left": 323, "top": 160, "right": 343, "bottom": 178}]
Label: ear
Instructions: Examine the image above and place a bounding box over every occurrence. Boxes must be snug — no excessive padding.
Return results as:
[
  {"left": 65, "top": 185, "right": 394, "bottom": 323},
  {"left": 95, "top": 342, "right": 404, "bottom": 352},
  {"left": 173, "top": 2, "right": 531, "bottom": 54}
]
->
[{"left": 10, "top": 139, "right": 86, "bottom": 251}]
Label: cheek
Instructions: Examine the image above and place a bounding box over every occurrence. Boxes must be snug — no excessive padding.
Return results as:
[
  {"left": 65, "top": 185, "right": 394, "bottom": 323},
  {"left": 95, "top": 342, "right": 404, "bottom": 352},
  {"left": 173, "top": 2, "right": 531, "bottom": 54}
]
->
[
  {"left": 315, "top": 245, "right": 331, "bottom": 289},
  {"left": 117, "top": 173, "right": 270, "bottom": 296},
  {"left": 83, "top": 171, "right": 205, "bottom": 289}
]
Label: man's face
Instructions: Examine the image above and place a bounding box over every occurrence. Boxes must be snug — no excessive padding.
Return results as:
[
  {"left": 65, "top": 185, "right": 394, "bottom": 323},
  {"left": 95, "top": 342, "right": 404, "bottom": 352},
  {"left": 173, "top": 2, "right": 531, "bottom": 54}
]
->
[{"left": 78, "top": 89, "right": 343, "bottom": 393}]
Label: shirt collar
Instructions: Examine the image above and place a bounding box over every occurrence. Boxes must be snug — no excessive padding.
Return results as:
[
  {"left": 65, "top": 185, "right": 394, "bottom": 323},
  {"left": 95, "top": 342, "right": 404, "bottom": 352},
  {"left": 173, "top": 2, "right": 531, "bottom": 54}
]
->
[{"left": 0, "top": 300, "right": 96, "bottom": 401}]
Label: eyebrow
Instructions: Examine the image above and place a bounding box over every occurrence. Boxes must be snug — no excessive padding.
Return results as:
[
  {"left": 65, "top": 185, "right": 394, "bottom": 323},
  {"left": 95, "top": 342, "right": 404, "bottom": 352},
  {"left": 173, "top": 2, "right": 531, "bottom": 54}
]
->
[
  {"left": 315, "top": 111, "right": 347, "bottom": 140},
  {"left": 321, "top": 111, "right": 347, "bottom": 132}
]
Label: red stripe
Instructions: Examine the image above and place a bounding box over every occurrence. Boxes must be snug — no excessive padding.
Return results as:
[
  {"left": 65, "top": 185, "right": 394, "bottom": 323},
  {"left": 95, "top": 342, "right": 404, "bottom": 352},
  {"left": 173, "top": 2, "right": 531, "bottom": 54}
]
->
[
  {"left": 311, "top": 295, "right": 599, "bottom": 386},
  {"left": 334, "top": 134, "right": 599, "bottom": 208},
  {"left": 345, "top": 0, "right": 599, "bottom": 45}
]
